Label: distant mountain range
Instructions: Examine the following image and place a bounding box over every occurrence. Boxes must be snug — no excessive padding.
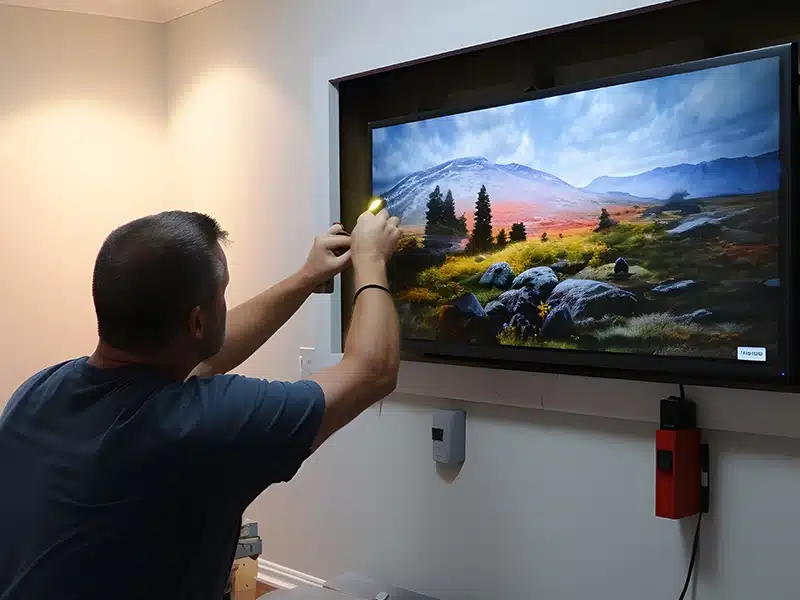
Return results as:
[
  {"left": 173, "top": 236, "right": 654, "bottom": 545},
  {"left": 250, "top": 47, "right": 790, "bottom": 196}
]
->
[
  {"left": 379, "top": 157, "right": 611, "bottom": 225},
  {"left": 584, "top": 151, "right": 780, "bottom": 200},
  {"left": 378, "top": 152, "right": 780, "bottom": 226}
]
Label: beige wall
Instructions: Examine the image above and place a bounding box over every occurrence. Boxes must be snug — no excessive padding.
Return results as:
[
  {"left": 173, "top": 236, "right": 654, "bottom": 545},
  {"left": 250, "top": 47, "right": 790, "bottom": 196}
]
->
[
  {"left": 166, "top": 0, "right": 320, "bottom": 381},
  {"left": 0, "top": 5, "right": 167, "bottom": 401}
]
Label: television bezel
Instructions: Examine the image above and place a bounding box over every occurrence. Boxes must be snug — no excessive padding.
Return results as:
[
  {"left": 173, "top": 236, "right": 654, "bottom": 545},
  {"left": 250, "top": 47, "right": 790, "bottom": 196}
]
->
[{"left": 366, "top": 43, "right": 798, "bottom": 388}]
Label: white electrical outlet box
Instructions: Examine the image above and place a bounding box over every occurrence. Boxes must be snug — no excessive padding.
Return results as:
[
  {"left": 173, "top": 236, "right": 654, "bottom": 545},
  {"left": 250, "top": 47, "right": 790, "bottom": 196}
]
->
[{"left": 432, "top": 409, "right": 466, "bottom": 465}]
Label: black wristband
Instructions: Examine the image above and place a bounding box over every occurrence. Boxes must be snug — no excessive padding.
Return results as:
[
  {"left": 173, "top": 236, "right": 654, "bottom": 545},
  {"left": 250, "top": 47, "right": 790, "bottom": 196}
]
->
[{"left": 353, "top": 283, "right": 391, "bottom": 304}]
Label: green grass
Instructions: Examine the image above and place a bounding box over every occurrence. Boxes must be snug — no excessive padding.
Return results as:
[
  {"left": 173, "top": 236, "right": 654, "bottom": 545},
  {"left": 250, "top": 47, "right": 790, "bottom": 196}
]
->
[
  {"left": 414, "top": 233, "right": 607, "bottom": 298},
  {"left": 467, "top": 286, "right": 504, "bottom": 306},
  {"left": 496, "top": 325, "right": 581, "bottom": 350},
  {"left": 595, "top": 312, "right": 743, "bottom": 347}
]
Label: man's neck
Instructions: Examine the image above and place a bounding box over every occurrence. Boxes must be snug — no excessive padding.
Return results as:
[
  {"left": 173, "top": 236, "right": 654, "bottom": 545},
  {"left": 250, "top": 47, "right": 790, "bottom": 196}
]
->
[{"left": 88, "top": 342, "right": 194, "bottom": 381}]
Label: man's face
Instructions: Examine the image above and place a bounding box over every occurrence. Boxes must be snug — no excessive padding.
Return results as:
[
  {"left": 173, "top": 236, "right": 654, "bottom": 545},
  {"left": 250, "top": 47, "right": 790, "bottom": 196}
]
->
[{"left": 195, "top": 243, "right": 229, "bottom": 362}]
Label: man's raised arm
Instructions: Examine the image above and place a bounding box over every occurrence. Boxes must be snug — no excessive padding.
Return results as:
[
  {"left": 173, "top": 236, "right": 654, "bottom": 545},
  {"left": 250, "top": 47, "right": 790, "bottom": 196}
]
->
[
  {"left": 309, "top": 209, "right": 401, "bottom": 449},
  {"left": 190, "top": 225, "right": 351, "bottom": 378}
]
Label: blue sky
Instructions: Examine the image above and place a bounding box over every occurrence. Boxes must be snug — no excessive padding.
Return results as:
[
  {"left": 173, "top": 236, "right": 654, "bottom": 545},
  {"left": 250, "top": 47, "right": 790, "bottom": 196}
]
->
[{"left": 372, "top": 56, "right": 781, "bottom": 191}]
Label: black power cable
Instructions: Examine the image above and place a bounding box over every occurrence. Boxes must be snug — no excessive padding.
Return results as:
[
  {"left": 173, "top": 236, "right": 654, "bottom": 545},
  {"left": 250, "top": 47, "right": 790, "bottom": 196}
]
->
[
  {"left": 677, "top": 511, "right": 703, "bottom": 600},
  {"left": 674, "top": 383, "right": 708, "bottom": 600}
]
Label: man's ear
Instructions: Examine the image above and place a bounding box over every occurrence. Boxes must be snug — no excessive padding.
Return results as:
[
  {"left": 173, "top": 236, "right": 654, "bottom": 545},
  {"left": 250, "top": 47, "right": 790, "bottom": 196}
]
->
[{"left": 188, "top": 305, "right": 204, "bottom": 340}]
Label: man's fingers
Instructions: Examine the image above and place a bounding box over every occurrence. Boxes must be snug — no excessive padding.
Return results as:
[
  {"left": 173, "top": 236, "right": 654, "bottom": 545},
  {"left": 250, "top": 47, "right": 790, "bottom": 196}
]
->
[
  {"left": 327, "top": 222, "right": 346, "bottom": 235},
  {"left": 331, "top": 249, "right": 352, "bottom": 270},
  {"left": 322, "top": 234, "right": 352, "bottom": 251},
  {"left": 376, "top": 208, "right": 390, "bottom": 222},
  {"left": 387, "top": 216, "right": 401, "bottom": 228}
]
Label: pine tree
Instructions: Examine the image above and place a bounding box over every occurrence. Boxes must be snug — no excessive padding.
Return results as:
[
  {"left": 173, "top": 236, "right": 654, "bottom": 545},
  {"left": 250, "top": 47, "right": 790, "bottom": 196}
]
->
[
  {"left": 469, "top": 185, "right": 493, "bottom": 252},
  {"left": 456, "top": 214, "right": 468, "bottom": 237},
  {"left": 424, "top": 186, "right": 444, "bottom": 235},
  {"left": 540, "top": 232, "right": 548, "bottom": 242},
  {"left": 597, "top": 207, "right": 615, "bottom": 231},
  {"left": 496, "top": 228, "right": 508, "bottom": 247},
  {"left": 510, "top": 222, "right": 527, "bottom": 242},
  {"left": 441, "top": 189, "right": 458, "bottom": 233}
]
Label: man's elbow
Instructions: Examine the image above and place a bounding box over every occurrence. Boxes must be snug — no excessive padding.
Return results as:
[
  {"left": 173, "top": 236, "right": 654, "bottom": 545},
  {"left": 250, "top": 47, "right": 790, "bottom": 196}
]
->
[
  {"left": 372, "top": 358, "right": 399, "bottom": 398},
  {"left": 376, "top": 370, "right": 398, "bottom": 398}
]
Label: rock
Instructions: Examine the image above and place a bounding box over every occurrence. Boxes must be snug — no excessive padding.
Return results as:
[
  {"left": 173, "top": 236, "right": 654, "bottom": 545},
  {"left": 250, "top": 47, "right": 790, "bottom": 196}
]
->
[
  {"left": 666, "top": 208, "right": 754, "bottom": 237},
  {"left": 675, "top": 309, "right": 713, "bottom": 324},
  {"left": 614, "top": 257, "right": 629, "bottom": 276},
  {"left": 547, "top": 279, "right": 637, "bottom": 321},
  {"left": 450, "top": 293, "right": 486, "bottom": 318},
  {"left": 496, "top": 287, "right": 541, "bottom": 323},
  {"left": 550, "top": 259, "right": 588, "bottom": 275},
  {"left": 540, "top": 304, "right": 576, "bottom": 339},
  {"left": 484, "top": 300, "right": 512, "bottom": 330},
  {"left": 438, "top": 294, "right": 493, "bottom": 343},
  {"left": 574, "top": 314, "right": 617, "bottom": 331},
  {"left": 574, "top": 263, "right": 654, "bottom": 283},
  {"left": 508, "top": 313, "right": 535, "bottom": 340},
  {"left": 652, "top": 279, "right": 697, "bottom": 295},
  {"left": 666, "top": 216, "right": 721, "bottom": 236},
  {"left": 479, "top": 262, "right": 515, "bottom": 289},
  {"left": 765, "top": 278, "right": 781, "bottom": 288},
  {"left": 511, "top": 267, "right": 559, "bottom": 300}
]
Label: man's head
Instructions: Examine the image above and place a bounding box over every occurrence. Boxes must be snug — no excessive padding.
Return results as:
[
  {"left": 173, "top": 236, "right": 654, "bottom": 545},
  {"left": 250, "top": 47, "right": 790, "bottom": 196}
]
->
[{"left": 92, "top": 211, "right": 229, "bottom": 365}]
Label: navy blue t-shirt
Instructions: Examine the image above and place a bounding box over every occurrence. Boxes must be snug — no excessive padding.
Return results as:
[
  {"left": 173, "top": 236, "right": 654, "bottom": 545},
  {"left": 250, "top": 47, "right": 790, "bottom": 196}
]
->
[{"left": 0, "top": 357, "right": 325, "bottom": 599}]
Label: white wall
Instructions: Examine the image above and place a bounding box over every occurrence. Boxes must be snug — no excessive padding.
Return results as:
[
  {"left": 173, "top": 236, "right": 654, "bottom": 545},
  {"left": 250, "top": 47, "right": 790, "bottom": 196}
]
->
[
  {"left": 165, "top": 2, "right": 800, "bottom": 600},
  {"left": 0, "top": 5, "right": 167, "bottom": 402}
]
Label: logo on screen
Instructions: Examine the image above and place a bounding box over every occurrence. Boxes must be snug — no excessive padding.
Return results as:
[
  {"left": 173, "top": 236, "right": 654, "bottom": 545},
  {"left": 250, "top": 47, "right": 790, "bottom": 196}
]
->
[{"left": 738, "top": 347, "right": 767, "bottom": 362}]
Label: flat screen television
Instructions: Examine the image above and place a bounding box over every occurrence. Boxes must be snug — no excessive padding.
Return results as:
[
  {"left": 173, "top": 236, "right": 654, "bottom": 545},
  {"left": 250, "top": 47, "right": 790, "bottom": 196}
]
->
[{"left": 368, "top": 44, "right": 797, "bottom": 387}]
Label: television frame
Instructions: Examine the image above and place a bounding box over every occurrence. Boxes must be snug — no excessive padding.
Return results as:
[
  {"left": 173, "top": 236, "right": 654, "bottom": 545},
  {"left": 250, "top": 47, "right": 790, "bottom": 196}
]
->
[{"left": 366, "top": 43, "right": 798, "bottom": 388}]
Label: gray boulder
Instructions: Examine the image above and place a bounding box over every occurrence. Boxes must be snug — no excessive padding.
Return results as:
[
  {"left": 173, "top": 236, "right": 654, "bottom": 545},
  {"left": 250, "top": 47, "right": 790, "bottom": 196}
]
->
[
  {"left": 485, "top": 300, "right": 512, "bottom": 330},
  {"left": 451, "top": 293, "right": 486, "bottom": 318},
  {"left": 511, "top": 266, "right": 559, "bottom": 300},
  {"left": 675, "top": 309, "right": 713, "bottom": 324},
  {"left": 548, "top": 279, "right": 637, "bottom": 321},
  {"left": 479, "top": 262, "right": 515, "bottom": 290},
  {"left": 652, "top": 280, "right": 697, "bottom": 295},
  {"left": 508, "top": 313, "right": 535, "bottom": 340},
  {"left": 551, "top": 259, "right": 588, "bottom": 275},
  {"left": 540, "top": 304, "right": 576, "bottom": 339},
  {"left": 496, "top": 287, "right": 540, "bottom": 323}
]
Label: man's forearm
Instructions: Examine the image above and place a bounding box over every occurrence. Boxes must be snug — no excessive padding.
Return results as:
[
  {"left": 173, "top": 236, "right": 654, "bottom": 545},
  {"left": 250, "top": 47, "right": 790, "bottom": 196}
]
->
[
  {"left": 344, "top": 258, "right": 400, "bottom": 390},
  {"left": 191, "top": 270, "right": 316, "bottom": 377},
  {"left": 309, "top": 258, "right": 400, "bottom": 448}
]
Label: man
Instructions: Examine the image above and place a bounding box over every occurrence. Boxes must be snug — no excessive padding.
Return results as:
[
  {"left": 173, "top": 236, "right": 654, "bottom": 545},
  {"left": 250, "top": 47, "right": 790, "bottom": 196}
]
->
[{"left": 0, "top": 207, "right": 401, "bottom": 599}]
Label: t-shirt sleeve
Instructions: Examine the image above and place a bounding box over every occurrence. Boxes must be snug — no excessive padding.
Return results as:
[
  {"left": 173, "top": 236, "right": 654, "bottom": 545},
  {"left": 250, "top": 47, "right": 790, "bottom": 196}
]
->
[{"left": 180, "top": 374, "right": 326, "bottom": 493}]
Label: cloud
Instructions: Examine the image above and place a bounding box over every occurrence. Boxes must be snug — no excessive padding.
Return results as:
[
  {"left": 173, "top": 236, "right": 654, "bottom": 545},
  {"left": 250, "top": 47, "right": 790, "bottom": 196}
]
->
[{"left": 372, "top": 56, "right": 781, "bottom": 190}]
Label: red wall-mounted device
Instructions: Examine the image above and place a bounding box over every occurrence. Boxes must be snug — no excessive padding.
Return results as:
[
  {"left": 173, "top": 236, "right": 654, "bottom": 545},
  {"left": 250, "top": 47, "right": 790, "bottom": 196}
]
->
[{"left": 655, "top": 395, "right": 704, "bottom": 519}]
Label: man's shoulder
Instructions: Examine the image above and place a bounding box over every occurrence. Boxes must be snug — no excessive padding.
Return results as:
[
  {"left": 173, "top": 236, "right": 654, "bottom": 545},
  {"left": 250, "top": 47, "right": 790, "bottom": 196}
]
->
[{"left": 2, "top": 358, "right": 84, "bottom": 414}]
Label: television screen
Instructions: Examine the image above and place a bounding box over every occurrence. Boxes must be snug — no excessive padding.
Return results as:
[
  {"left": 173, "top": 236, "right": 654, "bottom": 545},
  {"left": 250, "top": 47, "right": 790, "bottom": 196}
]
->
[{"left": 369, "top": 46, "right": 795, "bottom": 383}]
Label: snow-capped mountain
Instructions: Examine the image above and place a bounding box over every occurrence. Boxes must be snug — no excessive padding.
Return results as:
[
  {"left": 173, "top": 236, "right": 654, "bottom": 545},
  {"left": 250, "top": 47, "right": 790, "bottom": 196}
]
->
[
  {"left": 583, "top": 151, "right": 780, "bottom": 200},
  {"left": 378, "top": 157, "right": 608, "bottom": 225}
]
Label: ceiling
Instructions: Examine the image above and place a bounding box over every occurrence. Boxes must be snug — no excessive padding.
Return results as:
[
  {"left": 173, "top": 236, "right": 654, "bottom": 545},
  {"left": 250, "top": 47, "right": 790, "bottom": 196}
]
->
[{"left": 0, "top": 0, "right": 224, "bottom": 22}]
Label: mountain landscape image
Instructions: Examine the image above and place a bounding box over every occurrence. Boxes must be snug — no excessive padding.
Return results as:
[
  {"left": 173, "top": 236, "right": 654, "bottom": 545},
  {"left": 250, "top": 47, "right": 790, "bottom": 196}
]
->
[{"left": 372, "top": 56, "right": 784, "bottom": 361}]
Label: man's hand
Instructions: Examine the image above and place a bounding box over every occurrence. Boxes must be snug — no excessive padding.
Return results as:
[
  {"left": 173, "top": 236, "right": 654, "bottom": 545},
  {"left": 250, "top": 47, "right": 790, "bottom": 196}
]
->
[
  {"left": 299, "top": 223, "right": 352, "bottom": 288},
  {"left": 350, "top": 209, "right": 401, "bottom": 278}
]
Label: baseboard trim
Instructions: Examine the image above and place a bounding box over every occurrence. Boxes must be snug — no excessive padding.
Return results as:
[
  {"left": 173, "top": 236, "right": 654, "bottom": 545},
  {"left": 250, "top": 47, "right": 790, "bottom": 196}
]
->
[{"left": 257, "top": 558, "right": 326, "bottom": 590}]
